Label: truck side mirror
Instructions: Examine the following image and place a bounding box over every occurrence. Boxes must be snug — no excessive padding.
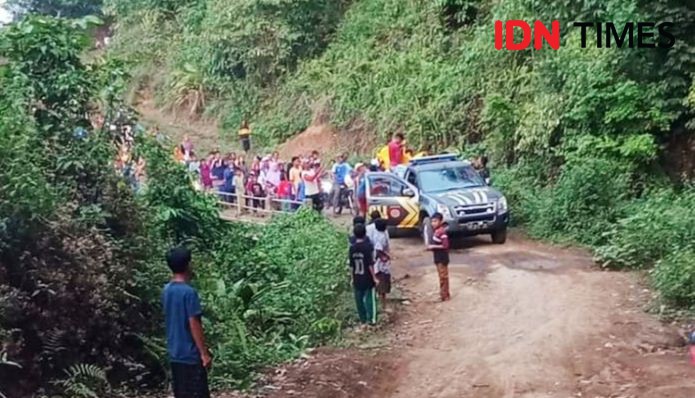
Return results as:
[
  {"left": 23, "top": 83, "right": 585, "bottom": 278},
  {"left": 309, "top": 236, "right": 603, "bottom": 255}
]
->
[{"left": 402, "top": 187, "right": 415, "bottom": 197}]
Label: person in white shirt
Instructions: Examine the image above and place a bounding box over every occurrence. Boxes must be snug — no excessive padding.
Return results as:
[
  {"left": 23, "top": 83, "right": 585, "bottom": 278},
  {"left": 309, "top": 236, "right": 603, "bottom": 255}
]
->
[
  {"left": 301, "top": 161, "right": 323, "bottom": 212},
  {"left": 371, "top": 218, "right": 391, "bottom": 310}
]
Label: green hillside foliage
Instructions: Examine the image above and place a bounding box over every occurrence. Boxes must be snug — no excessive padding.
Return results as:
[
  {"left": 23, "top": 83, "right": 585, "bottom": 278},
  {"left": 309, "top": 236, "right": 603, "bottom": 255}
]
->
[
  {"left": 108, "top": 0, "right": 695, "bottom": 306},
  {"left": 0, "top": 16, "right": 349, "bottom": 396}
]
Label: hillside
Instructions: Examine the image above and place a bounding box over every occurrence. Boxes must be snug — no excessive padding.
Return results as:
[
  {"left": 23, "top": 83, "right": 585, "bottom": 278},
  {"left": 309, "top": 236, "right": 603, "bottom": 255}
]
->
[
  {"left": 108, "top": 0, "right": 694, "bottom": 160},
  {"left": 109, "top": 0, "right": 695, "bottom": 284}
]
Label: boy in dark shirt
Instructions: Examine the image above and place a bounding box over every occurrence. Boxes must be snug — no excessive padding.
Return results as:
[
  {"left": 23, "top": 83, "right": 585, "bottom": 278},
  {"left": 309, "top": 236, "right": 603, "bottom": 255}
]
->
[
  {"left": 349, "top": 216, "right": 372, "bottom": 246},
  {"left": 426, "top": 213, "right": 451, "bottom": 301},
  {"left": 349, "top": 224, "right": 379, "bottom": 326},
  {"left": 162, "top": 247, "right": 212, "bottom": 398}
]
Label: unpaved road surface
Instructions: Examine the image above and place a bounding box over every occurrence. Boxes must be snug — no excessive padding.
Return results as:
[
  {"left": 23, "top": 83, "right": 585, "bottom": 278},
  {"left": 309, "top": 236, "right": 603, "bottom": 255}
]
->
[
  {"left": 246, "top": 231, "right": 693, "bottom": 398},
  {"left": 381, "top": 233, "right": 692, "bottom": 398}
]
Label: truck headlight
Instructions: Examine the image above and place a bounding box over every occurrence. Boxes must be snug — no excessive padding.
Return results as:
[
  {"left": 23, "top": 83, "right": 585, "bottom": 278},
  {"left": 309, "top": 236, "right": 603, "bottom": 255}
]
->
[
  {"left": 498, "top": 196, "right": 508, "bottom": 214},
  {"left": 436, "top": 204, "right": 452, "bottom": 219}
]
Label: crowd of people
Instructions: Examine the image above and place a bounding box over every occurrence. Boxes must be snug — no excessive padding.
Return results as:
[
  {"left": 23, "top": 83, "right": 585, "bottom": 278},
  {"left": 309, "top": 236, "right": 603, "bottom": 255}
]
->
[
  {"left": 346, "top": 208, "right": 450, "bottom": 331},
  {"left": 167, "top": 130, "right": 417, "bottom": 215},
  {"left": 169, "top": 129, "right": 492, "bottom": 218},
  {"left": 175, "top": 140, "right": 328, "bottom": 212}
]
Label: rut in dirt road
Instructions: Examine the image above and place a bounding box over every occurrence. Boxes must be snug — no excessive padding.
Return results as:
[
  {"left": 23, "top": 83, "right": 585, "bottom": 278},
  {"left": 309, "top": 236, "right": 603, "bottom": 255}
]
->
[{"left": 381, "top": 234, "right": 693, "bottom": 398}]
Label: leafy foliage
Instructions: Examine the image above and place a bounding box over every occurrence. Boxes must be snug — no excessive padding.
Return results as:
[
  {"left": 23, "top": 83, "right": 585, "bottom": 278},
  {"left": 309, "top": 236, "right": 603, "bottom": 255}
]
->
[
  {"left": 653, "top": 249, "right": 695, "bottom": 307},
  {"left": 596, "top": 188, "right": 695, "bottom": 269},
  {"left": 0, "top": 14, "right": 350, "bottom": 397},
  {"left": 0, "top": 16, "right": 166, "bottom": 397},
  {"left": 194, "top": 210, "right": 349, "bottom": 388},
  {"left": 53, "top": 364, "right": 109, "bottom": 398}
]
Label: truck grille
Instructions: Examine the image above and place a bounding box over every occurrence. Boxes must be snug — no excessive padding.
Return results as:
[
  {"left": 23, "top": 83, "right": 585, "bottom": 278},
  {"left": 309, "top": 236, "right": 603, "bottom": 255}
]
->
[{"left": 454, "top": 202, "right": 496, "bottom": 221}]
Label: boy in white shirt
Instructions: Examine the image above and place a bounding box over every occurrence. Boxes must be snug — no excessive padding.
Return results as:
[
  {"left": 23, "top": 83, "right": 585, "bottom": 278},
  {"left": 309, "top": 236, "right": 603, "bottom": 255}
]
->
[{"left": 371, "top": 218, "right": 391, "bottom": 310}]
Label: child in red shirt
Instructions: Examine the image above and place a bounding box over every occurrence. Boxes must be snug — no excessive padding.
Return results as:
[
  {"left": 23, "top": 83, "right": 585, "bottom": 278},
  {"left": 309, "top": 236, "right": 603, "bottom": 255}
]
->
[
  {"left": 426, "top": 212, "right": 451, "bottom": 301},
  {"left": 388, "top": 133, "right": 405, "bottom": 168},
  {"left": 276, "top": 172, "right": 293, "bottom": 212}
]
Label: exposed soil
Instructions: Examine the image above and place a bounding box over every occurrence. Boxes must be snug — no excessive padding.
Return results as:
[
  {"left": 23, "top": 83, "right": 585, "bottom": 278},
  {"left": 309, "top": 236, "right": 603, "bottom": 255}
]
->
[
  {"left": 223, "top": 230, "right": 693, "bottom": 398},
  {"left": 277, "top": 124, "right": 339, "bottom": 160},
  {"left": 278, "top": 120, "right": 379, "bottom": 162}
]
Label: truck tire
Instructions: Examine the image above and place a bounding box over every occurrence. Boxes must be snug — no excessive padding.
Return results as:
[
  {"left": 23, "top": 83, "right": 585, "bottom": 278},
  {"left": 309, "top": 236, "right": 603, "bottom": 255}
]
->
[{"left": 491, "top": 228, "right": 507, "bottom": 244}]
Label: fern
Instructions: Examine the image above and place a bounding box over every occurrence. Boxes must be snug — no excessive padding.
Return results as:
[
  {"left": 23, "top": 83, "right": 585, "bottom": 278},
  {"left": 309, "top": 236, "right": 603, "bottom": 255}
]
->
[
  {"left": 42, "top": 328, "right": 67, "bottom": 357},
  {"left": 54, "top": 363, "right": 109, "bottom": 398}
]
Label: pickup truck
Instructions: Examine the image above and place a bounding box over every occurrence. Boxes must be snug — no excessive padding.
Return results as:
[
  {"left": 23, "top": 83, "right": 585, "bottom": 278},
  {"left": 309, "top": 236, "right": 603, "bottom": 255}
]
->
[{"left": 364, "top": 154, "right": 510, "bottom": 244}]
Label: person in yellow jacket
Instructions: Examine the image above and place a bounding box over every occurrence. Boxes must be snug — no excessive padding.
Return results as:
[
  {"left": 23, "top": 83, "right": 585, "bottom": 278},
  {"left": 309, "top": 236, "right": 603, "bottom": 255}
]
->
[
  {"left": 376, "top": 143, "right": 390, "bottom": 171},
  {"left": 239, "top": 120, "right": 251, "bottom": 153}
]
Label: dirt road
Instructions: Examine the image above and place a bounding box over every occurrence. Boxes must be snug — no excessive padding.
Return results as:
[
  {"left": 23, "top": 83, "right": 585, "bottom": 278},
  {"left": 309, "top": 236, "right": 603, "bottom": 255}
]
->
[{"left": 253, "top": 231, "right": 693, "bottom": 398}]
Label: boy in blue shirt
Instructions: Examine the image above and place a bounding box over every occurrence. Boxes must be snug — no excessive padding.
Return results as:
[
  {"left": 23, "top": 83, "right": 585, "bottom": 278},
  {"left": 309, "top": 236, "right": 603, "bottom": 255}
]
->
[{"left": 162, "top": 247, "right": 212, "bottom": 398}]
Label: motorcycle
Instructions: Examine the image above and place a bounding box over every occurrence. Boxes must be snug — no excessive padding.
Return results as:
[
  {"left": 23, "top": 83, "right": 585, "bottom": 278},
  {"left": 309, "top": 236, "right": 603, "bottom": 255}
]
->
[{"left": 333, "top": 176, "right": 359, "bottom": 216}]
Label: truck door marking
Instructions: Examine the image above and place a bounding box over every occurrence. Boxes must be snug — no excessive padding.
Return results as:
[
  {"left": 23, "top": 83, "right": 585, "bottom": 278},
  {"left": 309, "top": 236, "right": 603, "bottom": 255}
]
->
[{"left": 397, "top": 198, "right": 419, "bottom": 228}]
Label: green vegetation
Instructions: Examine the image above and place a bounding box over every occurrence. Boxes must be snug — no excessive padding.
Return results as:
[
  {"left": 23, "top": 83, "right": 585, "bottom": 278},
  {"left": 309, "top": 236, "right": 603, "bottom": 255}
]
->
[
  {"left": 0, "top": 15, "right": 349, "bottom": 397},
  {"left": 3, "top": 0, "right": 695, "bottom": 395},
  {"left": 106, "top": 0, "right": 695, "bottom": 308}
]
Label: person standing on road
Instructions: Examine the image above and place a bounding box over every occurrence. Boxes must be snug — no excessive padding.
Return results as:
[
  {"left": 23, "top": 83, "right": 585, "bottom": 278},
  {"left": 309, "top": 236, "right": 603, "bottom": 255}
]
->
[
  {"left": 162, "top": 247, "right": 212, "bottom": 398},
  {"left": 289, "top": 157, "right": 302, "bottom": 197},
  {"left": 276, "top": 171, "right": 293, "bottom": 212},
  {"left": 349, "top": 224, "right": 379, "bottom": 327},
  {"left": 233, "top": 168, "right": 245, "bottom": 206},
  {"left": 426, "top": 213, "right": 451, "bottom": 302},
  {"left": 302, "top": 161, "right": 323, "bottom": 212},
  {"left": 355, "top": 163, "right": 368, "bottom": 216},
  {"left": 371, "top": 218, "right": 392, "bottom": 311},
  {"left": 220, "top": 163, "right": 235, "bottom": 203},
  {"left": 376, "top": 138, "right": 391, "bottom": 171},
  {"left": 331, "top": 153, "right": 353, "bottom": 207},
  {"left": 200, "top": 154, "right": 213, "bottom": 191}
]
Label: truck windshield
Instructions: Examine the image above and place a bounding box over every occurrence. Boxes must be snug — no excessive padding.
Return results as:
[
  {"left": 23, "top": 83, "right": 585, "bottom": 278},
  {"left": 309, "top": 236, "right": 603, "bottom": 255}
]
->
[{"left": 418, "top": 166, "right": 485, "bottom": 193}]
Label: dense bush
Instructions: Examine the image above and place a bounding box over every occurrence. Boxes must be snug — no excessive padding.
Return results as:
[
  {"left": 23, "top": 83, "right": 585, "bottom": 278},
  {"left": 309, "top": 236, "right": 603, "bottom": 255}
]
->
[
  {"left": 195, "top": 210, "right": 349, "bottom": 388},
  {"left": 0, "top": 16, "right": 167, "bottom": 397},
  {"left": 653, "top": 249, "right": 695, "bottom": 307},
  {"left": 0, "top": 15, "right": 350, "bottom": 397},
  {"left": 525, "top": 158, "right": 632, "bottom": 246},
  {"left": 596, "top": 188, "right": 695, "bottom": 269}
]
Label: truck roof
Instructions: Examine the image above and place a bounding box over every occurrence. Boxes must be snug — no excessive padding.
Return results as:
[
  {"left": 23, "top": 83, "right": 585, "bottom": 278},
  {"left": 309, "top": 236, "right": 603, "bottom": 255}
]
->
[{"left": 408, "top": 154, "right": 471, "bottom": 171}]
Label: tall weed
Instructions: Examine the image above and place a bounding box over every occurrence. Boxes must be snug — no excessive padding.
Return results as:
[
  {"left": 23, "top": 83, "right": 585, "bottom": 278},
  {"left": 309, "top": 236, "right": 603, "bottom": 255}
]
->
[{"left": 596, "top": 188, "right": 695, "bottom": 269}]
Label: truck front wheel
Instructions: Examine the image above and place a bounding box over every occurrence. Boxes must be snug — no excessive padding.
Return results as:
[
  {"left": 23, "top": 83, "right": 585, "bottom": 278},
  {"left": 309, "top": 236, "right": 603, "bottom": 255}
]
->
[{"left": 491, "top": 228, "right": 507, "bottom": 244}]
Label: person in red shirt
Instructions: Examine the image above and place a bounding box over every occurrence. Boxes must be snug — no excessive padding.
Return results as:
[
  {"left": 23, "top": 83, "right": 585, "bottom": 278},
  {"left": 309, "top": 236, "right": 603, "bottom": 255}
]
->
[
  {"left": 426, "top": 213, "right": 451, "bottom": 301},
  {"left": 276, "top": 172, "right": 293, "bottom": 212},
  {"left": 388, "top": 133, "right": 405, "bottom": 169}
]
